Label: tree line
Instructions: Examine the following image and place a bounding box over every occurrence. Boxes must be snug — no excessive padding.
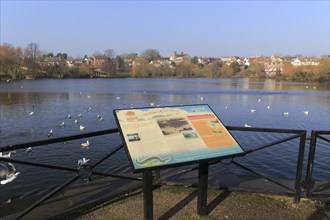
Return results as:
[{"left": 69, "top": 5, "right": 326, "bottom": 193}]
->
[{"left": 0, "top": 42, "right": 329, "bottom": 81}]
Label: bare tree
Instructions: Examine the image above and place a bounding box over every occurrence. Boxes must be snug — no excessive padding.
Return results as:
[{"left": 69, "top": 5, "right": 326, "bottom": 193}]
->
[
  {"left": 93, "top": 51, "right": 102, "bottom": 56},
  {"left": 24, "top": 42, "right": 40, "bottom": 60},
  {"left": 140, "top": 49, "right": 161, "bottom": 62},
  {"left": 23, "top": 42, "right": 41, "bottom": 77},
  {"left": 104, "top": 49, "right": 115, "bottom": 58}
]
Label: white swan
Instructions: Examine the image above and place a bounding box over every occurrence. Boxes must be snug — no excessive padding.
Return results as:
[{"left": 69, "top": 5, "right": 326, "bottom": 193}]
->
[
  {"left": 267, "top": 105, "right": 270, "bottom": 110},
  {"left": 303, "top": 111, "right": 309, "bottom": 116},
  {"left": 0, "top": 163, "right": 20, "bottom": 185},
  {"left": 29, "top": 111, "right": 35, "bottom": 115},
  {"left": 244, "top": 124, "right": 252, "bottom": 127},
  {"left": 81, "top": 140, "right": 90, "bottom": 148},
  {"left": 1, "top": 172, "right": 20, "bottom": 185},
  {"left": 0, "top": 151, "right": 14, "bottom": 158},
  {"left": 251, "top": 109, "right": 256, "bottom": 113},
  {"left": 79, "top": 125, "right": 85, "bottom": 131},
  {"left": 283, "top": 112, "right": 289, "bottom": 116}
]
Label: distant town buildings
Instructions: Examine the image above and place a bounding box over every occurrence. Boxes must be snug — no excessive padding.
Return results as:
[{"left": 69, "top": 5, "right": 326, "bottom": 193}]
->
[
  {"left": 1, "top": 41, "right": 327, "bottom": 81},
  {"left": 33, "top": 50, "right": 322, "bottom": 75},
  {"left": 291, "top": 57, "right": 320, "bottom": 67},
  {"left": 169, "top": 51, "right": 191, "bottom": 64}
]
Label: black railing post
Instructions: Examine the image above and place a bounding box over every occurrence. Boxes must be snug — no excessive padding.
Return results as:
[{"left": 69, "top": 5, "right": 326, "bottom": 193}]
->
[
  {"left": 143, "top": 169, "right": 153, "bottom": 220},
  {"left": 293, "top": 131, "right": 306, "bottom": 203},
  {"left": 153, "top": 170, "right": 161, "bottom": 185},
  {"left": 197, "top": 162, "right": 209, "bottom": 216},
  {"left": 305, "top": 130, "right": 317, "bottom": 197}
]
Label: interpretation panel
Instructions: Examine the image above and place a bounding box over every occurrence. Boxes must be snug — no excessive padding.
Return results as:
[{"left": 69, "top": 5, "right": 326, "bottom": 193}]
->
[{"left": 114, "top": 104, "right": 244, "bottom": 172}]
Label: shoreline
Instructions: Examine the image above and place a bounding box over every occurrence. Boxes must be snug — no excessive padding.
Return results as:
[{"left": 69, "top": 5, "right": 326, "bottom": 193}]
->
[{"left": 1, "top": 76, "right": 330, "bottom": 83}]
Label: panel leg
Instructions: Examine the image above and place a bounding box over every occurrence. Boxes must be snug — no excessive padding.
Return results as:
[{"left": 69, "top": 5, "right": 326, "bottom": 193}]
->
[
  {"left": 197, "top": 162, "right": 209, "bottom": 216},
  {"left": 143, "top": 170, "right": 153, "bottom": 220}
]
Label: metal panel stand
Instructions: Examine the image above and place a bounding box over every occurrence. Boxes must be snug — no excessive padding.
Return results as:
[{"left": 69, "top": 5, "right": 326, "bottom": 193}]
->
[
  {"left": 143, "top": 170, "right": 153, "bottom": 220},
  {"left": 197, "top": 162, "right": 209, "bottom": 216}
]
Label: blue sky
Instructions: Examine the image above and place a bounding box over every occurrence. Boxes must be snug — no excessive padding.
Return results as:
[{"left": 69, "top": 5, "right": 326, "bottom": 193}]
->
[{"left": 1, "top": 1, "right": 329, "bottom": 58}]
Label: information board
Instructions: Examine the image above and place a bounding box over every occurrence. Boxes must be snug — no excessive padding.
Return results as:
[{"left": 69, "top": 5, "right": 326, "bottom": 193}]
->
[{"left": 114, "top": 104, "right": 245, "bottom": 172}]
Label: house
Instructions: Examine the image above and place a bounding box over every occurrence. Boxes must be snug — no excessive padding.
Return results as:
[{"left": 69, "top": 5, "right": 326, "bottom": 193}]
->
[
  {"left": 169, "top": 51, "right": 191, "bottom": 64},
  {"left": 264, "top": 56, "right": 283, "bottom": 77},
  {"left": 66, "top": 58, "right": 83, "bottom": 68},
  {"left": 150, "top": 59, "right": 172, "bottom": 67},
  {"left": 220, "top": 57, "right": 236, "bottom": 65},
  {"left": 39, "top": 57, "right": 62, "bottom": 67},
  {"left": 291, "top": 58, "right": 302, "bottom": 67},
  {"left": 243, "top": 58, "right": 250, "bottom": 66},
  {"left": 92, "top": 56, "right": 109, "bottom": 67},
  {"left": 83, "top": 55, "right": 93, "bottom": 65},
  {"left": 291, "top": 57, "right": 320, "bottom": 67}
]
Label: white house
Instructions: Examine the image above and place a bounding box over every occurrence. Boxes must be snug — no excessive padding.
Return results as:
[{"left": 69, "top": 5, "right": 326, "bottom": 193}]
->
[{"left": 291, "top": 58, "right": 302, "bottom": 67}]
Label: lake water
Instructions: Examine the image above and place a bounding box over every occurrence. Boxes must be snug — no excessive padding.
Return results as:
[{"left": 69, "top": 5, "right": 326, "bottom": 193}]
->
[{"left": 0, "top": 78, "right": 329, "bottom": 204}]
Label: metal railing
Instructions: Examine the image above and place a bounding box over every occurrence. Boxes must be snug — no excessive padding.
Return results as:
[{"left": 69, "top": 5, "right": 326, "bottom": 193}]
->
[
  {"left": 1, "top": 127, "right": 329, "bottom": 219},
  {"left": 305, "top": 130, "right": 330, "bottom": 198},
  {"left": 161, "top": 126, "right": 307, "bottom": 203},
  {"left": 0, "top": 128, "right": 143, "bottom": 220},
  {"left": 227, "top": 126, "right": 306, "bottom": 203}
]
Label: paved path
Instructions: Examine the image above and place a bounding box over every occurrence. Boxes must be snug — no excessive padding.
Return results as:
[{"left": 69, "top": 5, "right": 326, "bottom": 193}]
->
[{"left": 1, "top": 167, "right": 328, "bottom": 219}]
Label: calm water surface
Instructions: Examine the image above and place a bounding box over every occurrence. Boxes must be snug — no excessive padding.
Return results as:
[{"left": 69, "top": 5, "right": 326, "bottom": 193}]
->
[{"left": 0, "top": 78, "right": 329, "bottom": 204}]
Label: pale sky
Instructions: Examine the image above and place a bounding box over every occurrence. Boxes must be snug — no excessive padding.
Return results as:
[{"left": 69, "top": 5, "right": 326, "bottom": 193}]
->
[{"left": 1, "top": 1, "right": 329, "bottom": 58}]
